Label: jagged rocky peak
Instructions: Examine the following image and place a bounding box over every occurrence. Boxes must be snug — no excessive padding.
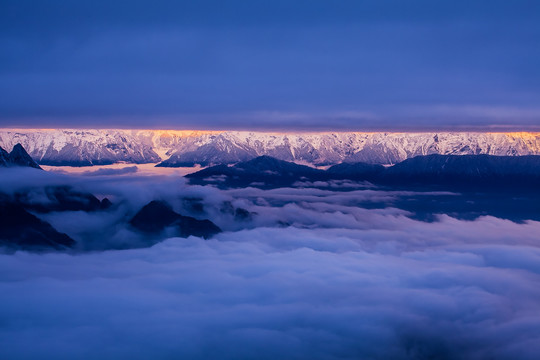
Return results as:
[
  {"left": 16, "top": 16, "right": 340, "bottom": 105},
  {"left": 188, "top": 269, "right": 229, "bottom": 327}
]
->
[
  {"left": 0, "top": 143, "right": 42, "bottom": 169},
  {"left": 9, "top": 143, "right": 42, "bottom": 168},
  {"left": 156, "top": 131, "right": 540, "bottom": 167},
  {"left": 0, "top": 129, "right": 162, "bottom": 166}
]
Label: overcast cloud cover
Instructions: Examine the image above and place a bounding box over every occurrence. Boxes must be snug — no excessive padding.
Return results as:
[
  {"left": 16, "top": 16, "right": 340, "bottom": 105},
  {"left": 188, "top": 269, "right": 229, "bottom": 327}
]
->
[
  {"left": 1, "top": 167, "right": 540, "bottom": 359},
  {"left": 1, "top": 0, "right": 540, "bottom": 130}
]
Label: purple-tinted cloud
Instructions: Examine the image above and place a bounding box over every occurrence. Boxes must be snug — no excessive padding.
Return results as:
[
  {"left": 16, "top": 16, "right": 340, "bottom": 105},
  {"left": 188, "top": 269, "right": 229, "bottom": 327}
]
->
[
  {"left": 2, "top": 166, "right": 540, "bottom": 359},
  {"left": 1, "top": 220, "right": 540, "bottom": 359}
]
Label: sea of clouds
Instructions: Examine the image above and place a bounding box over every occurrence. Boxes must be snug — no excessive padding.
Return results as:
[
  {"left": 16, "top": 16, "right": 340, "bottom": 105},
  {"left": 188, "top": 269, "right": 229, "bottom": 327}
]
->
[{"left": 1, "top": 167, "right": 540, "bottom": 359}]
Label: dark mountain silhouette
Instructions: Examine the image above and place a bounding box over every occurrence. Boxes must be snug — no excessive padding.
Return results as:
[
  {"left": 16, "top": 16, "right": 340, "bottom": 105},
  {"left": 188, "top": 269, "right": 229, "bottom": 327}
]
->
[
  {"left": 14, "top": 186, "right": 112, "bottom": 213},
  {"left": 186, "top": 155, "right": 326, "bottom": 188},
  {"left": 386, "top": 154, "right": 540, "bottom": 176},
  {"left": 235, "top": 155, "right": 320, "bottom": 174},
  {"left": 0, "top": 202, "right": 75, "bottom": 250},
  {"left": 381, "top": 154, "right": 540, "bottom": 189},
  {"left": 130, "top": 200, "right": 221, "bottom": 239},
  {"left": 186, "top": 154, "right": 540, "bottom": 190},
  {"left": 0, "top": 144, "right": 41, "bottom": 169},
  {"left": 130, "top": 201, "right": 180, "bottom": 233},
  {"left": 0, "top": 147, "right": 9, "bottom": 167}
]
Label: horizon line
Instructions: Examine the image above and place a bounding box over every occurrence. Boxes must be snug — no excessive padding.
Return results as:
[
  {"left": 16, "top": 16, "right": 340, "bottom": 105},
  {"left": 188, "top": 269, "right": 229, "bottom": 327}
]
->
[{"left": 1, "top": 127, "right": 540, "bottom": 135}]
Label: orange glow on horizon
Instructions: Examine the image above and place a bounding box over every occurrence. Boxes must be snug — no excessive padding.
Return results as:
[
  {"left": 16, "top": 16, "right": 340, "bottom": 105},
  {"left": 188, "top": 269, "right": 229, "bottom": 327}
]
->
[{"left": 1, "top": 128, "right": 540, "bottom": 136}]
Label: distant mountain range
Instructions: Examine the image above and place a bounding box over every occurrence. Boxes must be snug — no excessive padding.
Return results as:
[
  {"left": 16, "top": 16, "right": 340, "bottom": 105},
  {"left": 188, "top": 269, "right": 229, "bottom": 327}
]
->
[{"left": 1, "top": 129, "right": 540, "bottom": 167}]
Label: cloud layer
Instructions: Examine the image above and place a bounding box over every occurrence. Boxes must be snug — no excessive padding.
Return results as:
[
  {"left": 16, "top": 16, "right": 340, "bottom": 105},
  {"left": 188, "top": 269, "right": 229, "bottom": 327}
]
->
[
  {"left": 1, "top": 167, "right": 540, "bottom": 359},
  {"left": 1, "top": 220, "right": 540, "bottom": 359}
]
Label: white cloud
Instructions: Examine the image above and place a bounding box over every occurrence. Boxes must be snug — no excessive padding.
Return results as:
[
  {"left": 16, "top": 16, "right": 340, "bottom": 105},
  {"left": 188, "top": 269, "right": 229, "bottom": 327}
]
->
[
  {"left": 2, "top": 167, "right": 540, "bottom": 359},
  {"left": 1, "top": 218, "right": 540, "bottom": 359}
]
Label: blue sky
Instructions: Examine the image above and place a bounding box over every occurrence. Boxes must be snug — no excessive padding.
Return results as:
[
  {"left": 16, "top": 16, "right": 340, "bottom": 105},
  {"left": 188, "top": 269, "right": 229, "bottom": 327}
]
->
[{"left": 1, "top": 0, "right": 539, "bottom": 130}]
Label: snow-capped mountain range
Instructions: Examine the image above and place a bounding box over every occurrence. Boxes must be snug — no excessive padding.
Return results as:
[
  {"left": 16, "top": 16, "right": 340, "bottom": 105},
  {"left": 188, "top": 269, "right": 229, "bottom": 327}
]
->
[{"left": 0, "top": 129, "right": 539, "bottom": 167}]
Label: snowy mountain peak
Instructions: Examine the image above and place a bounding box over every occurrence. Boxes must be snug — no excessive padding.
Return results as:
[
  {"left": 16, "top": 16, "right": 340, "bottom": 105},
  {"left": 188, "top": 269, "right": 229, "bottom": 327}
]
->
[{"left": 0, "top": 129, "right": 539, "bottom": 167}]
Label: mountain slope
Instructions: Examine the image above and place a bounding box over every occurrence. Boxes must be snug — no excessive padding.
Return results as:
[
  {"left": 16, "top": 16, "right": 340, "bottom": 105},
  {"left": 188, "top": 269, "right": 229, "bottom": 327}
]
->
[
  {"left": 0, "top": 144, "right": 42, "bottom": 169},
  {"left": 1, "top": 129, "right": 540, "bottom": 167},
  {"left": 0, "top": 202, "right": 75, "bottom": 250},
  {"left": 187, "top": 154, "right": 540, "bottom": 189},
  {"left": 0, "top": 146, "right": 9, "bottom": 166},
  {"left": 382, "top": 154, "right": 540, "bottom": 187},
  {"left": 161, "top": 132, "right": 540, "bottom": 166},
  {"left": 186, "top": 155, "right": 326, "bottom": 188},
  {"left": 130, "top": 200, "right": 222, "bottom": 239},
  {"left": 0, "top": 130, "right": 162, "bottom": 166}
]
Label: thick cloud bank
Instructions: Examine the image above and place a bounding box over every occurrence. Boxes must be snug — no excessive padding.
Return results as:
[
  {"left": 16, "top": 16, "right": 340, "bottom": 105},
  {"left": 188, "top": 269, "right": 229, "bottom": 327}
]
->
[
  {"left": 1, "top": 167, "right": 540, "bottom": 359},
  {"left": 1, "top": 219, "right": 540, "bottom": 359}
]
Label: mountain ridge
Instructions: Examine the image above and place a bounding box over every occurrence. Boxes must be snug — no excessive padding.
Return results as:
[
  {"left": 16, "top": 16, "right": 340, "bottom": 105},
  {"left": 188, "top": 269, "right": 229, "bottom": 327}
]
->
[
  {"left": 187, "top": 154, "right": 540, "bottom": 189},
  {"left": 1, "top": 129, "right": 540, "bottom": 167},
  {"left": 0, "top": 143, "right": 42, "bottom": 169}
]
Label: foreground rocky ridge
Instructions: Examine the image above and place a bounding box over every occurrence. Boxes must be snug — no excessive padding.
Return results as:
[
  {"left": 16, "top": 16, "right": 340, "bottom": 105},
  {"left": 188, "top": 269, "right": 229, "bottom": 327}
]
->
[{"left": 1, "top": 129, "right": 540, "bottom": 166}]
